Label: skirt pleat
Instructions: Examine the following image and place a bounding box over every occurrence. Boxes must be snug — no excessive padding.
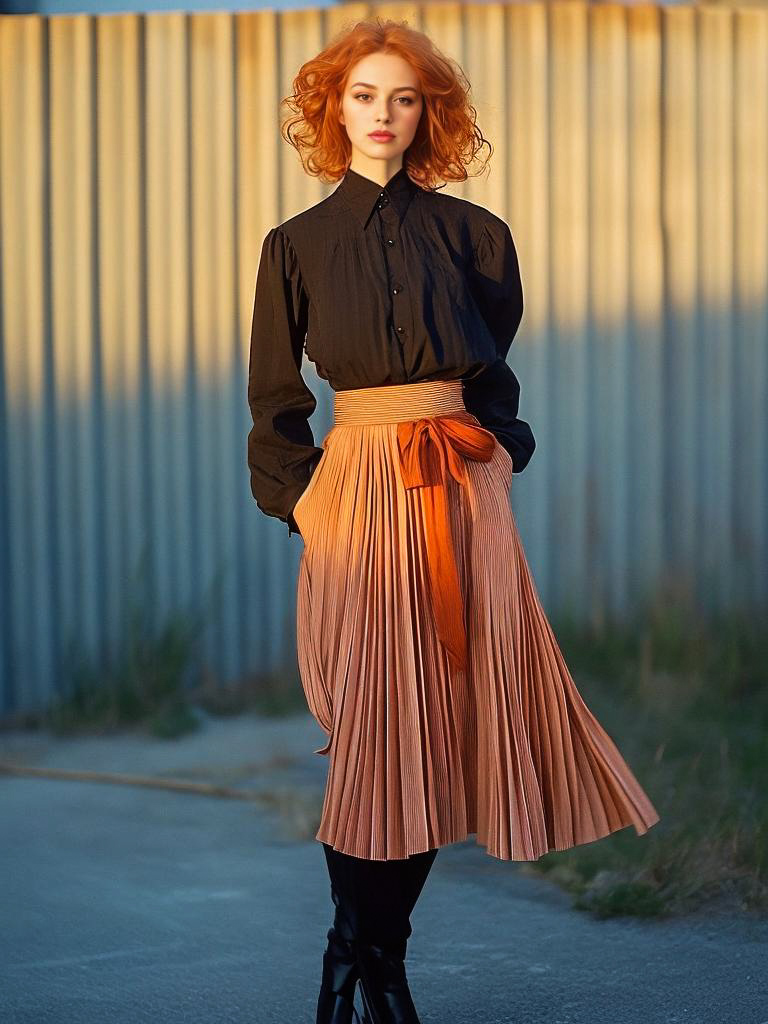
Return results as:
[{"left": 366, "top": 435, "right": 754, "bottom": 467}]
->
[{"left": 292, "top": 382, "right": 660, "bottom": 861}]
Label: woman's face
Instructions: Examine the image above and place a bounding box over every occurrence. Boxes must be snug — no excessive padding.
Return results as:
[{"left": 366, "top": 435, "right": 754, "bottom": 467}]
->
[{"left": 339, "top": 52, "right": 423, "bottom": 174}]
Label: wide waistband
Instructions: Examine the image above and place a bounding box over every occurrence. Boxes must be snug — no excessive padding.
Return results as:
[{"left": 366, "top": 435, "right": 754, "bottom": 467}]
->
[{"left": 333, "top": 380, "right": 466, "bottom": 425}]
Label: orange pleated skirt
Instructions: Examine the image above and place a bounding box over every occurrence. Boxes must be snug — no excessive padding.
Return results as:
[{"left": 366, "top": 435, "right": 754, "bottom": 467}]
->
[{"left": 291, "top": 379, "right": 660, "bottom": 861}]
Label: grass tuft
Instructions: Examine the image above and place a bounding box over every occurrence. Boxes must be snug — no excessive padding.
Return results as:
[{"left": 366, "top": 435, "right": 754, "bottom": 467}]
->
[{"left": 526, "top": 592, "right": 768, "bottom": 918}]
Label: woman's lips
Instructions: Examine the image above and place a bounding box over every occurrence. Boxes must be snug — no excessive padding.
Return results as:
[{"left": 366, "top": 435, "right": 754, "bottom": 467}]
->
[{"left": 369, "top": 132, "right": 395, "bottom": 140}]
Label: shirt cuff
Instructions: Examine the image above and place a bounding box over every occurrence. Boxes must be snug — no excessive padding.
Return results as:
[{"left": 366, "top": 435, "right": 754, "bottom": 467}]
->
[{"left": 286, "top": 510, "right": 302, "bottom": 538}]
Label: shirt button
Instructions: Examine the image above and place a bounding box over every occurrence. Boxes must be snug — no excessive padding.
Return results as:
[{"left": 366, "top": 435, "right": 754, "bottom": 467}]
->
[
  {"left": 392, "top": 286, "right": 402, "bottom": 294},
  {"left": 386, "top": 238, "right": 395, "bottom": 246},
  {"left": 396, "top": 326, "right": 405, "bottom": 334}
]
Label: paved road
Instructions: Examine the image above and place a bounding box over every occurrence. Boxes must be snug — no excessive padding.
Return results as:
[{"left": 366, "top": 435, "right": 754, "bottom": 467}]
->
[{"left": 1, "top": 713, "right": 766, "bottom": 1023}]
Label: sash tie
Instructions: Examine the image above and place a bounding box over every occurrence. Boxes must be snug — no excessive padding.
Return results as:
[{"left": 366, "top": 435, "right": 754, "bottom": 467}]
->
[{"left": 397, "top": 412, "right": 497, "bottom": 672}]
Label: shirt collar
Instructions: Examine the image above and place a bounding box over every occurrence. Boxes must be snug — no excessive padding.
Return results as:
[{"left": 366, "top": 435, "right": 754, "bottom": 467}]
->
[{"left": 335, "top": 165, "right": 421, "bottom": 230}]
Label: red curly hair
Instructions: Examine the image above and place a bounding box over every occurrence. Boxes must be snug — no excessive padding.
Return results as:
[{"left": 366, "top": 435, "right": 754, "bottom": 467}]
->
[{"left": 280, "top": 16, "right": 492, "bottom": 191}]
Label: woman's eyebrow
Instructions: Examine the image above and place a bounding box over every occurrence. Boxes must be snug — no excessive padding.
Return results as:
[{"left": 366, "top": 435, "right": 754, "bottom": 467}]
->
[{"left": 349, "top": 82, "right": 419, "bottom": 93}]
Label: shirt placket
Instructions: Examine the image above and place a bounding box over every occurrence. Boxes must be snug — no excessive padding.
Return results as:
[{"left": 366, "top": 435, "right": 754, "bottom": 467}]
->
[{"left": 375, "top": 188, "right": 410, "bottom": 382}]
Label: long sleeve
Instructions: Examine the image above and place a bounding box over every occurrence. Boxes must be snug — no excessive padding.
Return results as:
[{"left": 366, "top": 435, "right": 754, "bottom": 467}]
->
[
  {"left": 247, "top": 225, "right": 323, "bottom": 537},
  {"left": 462, "top": 217, "right": 536, "bottom": 474}
]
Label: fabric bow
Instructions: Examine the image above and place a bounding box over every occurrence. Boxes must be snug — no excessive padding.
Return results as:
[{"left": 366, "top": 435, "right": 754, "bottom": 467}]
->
[{"left": 396, "top": 412, "right": 497, "bottom": 672}]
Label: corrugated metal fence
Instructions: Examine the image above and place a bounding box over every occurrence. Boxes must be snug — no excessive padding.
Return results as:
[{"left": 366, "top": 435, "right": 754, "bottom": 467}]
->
[{"left": 1, "top": 3, "right": 766, "bottom": 716}]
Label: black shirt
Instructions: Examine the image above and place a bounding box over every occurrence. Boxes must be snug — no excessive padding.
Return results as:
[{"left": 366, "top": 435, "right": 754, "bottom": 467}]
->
[{"left": 247, "top": 164, "right": 536, "bottom": 537}]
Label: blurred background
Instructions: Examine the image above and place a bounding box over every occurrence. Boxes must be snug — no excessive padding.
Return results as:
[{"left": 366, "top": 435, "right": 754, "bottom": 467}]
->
[{"left": 0, "top": 0, "right": 766, "bottom": 944}]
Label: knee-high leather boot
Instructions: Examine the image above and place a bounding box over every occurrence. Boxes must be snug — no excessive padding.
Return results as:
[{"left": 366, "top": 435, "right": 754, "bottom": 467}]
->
[
  {"left": 355, "top": 848, "right": 438, "bottom": 1024},
  {"left": 319, "top": 844, "right": 438, "bottom": 1024},
  {"left": 316, "top": 845, "right": 369, "bottom": 1024},
  {"left": 399, "top": 848, "right": 439, "bottom": 923},
  {"left": 316, "top": 914, "right": 367, "bottom": 1024}
]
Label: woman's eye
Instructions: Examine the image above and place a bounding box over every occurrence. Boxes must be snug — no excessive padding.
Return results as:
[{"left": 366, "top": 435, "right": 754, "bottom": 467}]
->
[{"left": 353, "top": 94, "right": 414, "bottom": 105}]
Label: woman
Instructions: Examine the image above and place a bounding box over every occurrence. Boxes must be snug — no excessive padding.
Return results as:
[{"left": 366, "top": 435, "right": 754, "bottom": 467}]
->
[{"left": 247, "top": 18, "right": 660, "bottom": 1024}]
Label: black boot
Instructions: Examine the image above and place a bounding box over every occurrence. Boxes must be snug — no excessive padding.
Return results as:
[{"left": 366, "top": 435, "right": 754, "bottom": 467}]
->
[
  {"left": 316, "top": 872, "right": 369, "bottom": 1024},
  {"left": 315, "top": 922, "right": 366, "bottom": 1024},
  {"left": 355, "top": 937, "right": 419, "bottom": 1024},
  {"left": 320, "top": 843, "right": 438, "bottom": 1024},
  {"left": 398, "top": 848, "right": 439, "bottom": 924},
  {"left": 355, "top": 849, "right": 438, "bottom": 1024}
]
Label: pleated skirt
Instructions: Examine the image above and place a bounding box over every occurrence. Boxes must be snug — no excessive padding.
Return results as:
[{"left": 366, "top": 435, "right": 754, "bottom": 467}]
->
[{"left": 291, "top": 379, "right": 660, "bottom": 861}]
